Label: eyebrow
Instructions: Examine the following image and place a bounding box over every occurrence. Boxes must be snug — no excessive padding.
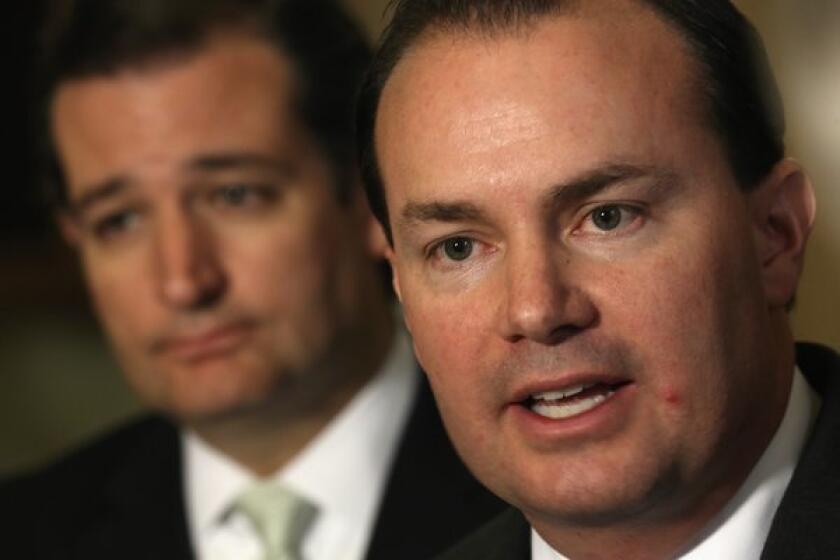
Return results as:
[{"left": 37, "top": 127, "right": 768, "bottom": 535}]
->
[
  {"left": 400, "top": 200, "right": 487, "bottom": 227},
  {"left": 187, "top": 152, "right": 293, "bottom": 175},
  {"left": 545, "top": 163, "right": 678, "bottom": 212},
  {"left": 397, "top": 162, "right": 678, "bottom": 229},
  {"left": 67, "top": 176, "right": 130, "bottom": 219}
]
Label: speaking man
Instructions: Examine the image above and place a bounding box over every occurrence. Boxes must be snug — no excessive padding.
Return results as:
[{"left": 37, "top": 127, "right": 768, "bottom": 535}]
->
[
  {"left": 358, "top": 0, "right": 840, "bottom": 558},
  {"left": 1, "top": 0, "right": 502, "bottom": 558}
]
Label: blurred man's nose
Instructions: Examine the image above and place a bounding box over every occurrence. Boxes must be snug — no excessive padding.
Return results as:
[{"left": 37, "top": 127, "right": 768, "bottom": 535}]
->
[
  {"left": 499, "top": 241, "right": 597, "bottom": 345},
  {"left": 153, "top": 211, "right": 226, "bottom": 310}
]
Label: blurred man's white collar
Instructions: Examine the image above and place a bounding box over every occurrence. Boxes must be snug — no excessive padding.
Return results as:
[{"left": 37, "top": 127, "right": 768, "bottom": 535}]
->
[{"left": 183, "top": 327, "right": 418, "bottom": 560}]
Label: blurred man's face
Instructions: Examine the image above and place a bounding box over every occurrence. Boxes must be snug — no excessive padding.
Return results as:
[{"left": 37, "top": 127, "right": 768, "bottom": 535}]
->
[
  {"left": 53, "top": 35, "right": 379, "bottom": 422},
  {"left": 376, "top": 5, "right": 795, "bottom": 532}
]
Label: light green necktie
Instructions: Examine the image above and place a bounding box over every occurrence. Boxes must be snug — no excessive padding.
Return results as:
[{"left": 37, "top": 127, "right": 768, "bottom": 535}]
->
[{"left": 235, "top": 482, "right": 318, "bottom": 560}]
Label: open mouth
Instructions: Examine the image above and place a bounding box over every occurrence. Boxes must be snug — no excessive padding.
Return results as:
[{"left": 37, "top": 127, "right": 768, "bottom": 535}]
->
[{"left": 522, "top": 381, "right": 632, "bottom": 420}]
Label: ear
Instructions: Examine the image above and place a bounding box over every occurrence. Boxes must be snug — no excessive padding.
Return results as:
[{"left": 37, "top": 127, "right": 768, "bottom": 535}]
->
[
  {"left": 347, "top": 180, "right": 389, "bottom": 259},
  {"left": 352, "top": 183, "right": 405, "bottom": 307},
  {"left": 383, "top": 245, "right": 404, "bottom": 303},
  {"left": 749, "top": 158, "right": 816, "bottom": 308},
  {"left": 365, "top": 213, "right": 390, "bottom": 259}
]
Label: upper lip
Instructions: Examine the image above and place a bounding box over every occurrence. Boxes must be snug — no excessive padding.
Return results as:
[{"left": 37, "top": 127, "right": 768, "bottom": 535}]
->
[{"left": 509, "top": 372, "right": 633, "bottom": 405}]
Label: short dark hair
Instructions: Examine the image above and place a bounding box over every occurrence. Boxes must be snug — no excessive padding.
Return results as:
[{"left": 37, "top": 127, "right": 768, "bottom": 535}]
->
[
  {"left": 356, "top": 0, "right": 786, "bottom": 242},
  {"left": 39, "top": 0, "right": 372, "bottom": 207}
]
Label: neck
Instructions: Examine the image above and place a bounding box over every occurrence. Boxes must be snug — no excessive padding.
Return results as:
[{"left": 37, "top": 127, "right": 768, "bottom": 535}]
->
[
  {"left": 187, "top": 296, "right": 396, "bottom": 476},
  {"left": 533, "top": 492, "right": 742, "bottom": 560}
]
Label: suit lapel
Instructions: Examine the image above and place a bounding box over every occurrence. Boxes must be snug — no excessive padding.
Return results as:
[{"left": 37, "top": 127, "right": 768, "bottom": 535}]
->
[
  {"left": 364, "top": 376, "right": 506, "bottom": 560},
  {"left": 761, "top": 343, "right": 840, "bottom": 559}
]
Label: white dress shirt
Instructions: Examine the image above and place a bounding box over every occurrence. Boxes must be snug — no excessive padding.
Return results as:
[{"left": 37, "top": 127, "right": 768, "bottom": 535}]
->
[
  {"left": 532, "top": 368, "right": 820, "bottom": 560},
  {"left": 183, "top": 328, "right": 418, "bottom": 560}
]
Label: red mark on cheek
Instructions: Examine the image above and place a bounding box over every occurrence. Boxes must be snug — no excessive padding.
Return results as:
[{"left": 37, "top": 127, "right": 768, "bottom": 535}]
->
[{"left": 663, "top": 387, "right": 682, "bottom": 406}]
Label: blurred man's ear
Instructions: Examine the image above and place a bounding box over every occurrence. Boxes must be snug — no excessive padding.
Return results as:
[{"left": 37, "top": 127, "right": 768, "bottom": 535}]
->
[{"left": 750, "top": 158, "right": 817, "bottom": 308}]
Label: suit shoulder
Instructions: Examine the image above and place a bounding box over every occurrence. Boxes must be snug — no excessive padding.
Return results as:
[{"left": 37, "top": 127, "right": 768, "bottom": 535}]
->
[
  {"left": 1, "top": 415, "right": 177, "bottom": 506},
  {"left": 796, "top": 342, "right": 840, "bottom": 393},
  {"left": 435, "top": 508, "right": 531, "bottom": 560}
]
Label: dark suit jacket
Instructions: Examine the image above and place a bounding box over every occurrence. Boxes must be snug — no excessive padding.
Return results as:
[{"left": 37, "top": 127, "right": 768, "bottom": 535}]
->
[
  {"left": 435, "top": 343, "right": 840, "bottom": 560},
  {"left": 0, "top": 379, "right": 504, "bottom": 559}
]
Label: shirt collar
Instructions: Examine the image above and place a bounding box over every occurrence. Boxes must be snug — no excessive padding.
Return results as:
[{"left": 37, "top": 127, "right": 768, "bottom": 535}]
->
[
  {"left": 280, "top": 328, "right": 417, "bottom": 530},
  {"left": 532, "top": 367, "right": 820, "bottom": 560},
  {"left": 182, "top": 327, "right": 418, "bottom": 550}
]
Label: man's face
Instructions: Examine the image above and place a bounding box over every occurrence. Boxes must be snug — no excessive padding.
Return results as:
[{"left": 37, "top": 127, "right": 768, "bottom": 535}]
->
[
  {"left": 53, "top": 35, "right": 379, "bottom": 422},
  {"left": 376, "top": 6, "right": 791, "bottom": 528}
]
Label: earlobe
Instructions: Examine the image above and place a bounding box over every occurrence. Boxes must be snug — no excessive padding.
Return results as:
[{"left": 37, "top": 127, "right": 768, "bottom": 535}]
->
[{"left": 751, "top": 159, "right": 816, "bottom": 308}]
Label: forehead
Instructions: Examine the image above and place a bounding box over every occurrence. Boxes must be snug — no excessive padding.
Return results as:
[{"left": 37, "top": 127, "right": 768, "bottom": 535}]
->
[
  {"left": 51, "top": 34, "right": 301, "bottom": 196},
  {"left": 376, "top": 2, "right": 712, "bottom": 205}
]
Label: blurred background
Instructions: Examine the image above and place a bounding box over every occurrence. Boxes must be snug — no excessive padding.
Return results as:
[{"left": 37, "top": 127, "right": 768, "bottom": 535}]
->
[{"left": 2, "top": 0, "right": 838, "bottom": 476}]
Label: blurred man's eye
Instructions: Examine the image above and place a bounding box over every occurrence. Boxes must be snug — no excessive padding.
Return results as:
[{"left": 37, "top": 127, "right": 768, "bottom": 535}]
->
[
  {"left": 209, "top": 184, "right": 277, "bottom": 209},
  {"left": 91, "top": 210, "right": 142, "bottom": 242}
]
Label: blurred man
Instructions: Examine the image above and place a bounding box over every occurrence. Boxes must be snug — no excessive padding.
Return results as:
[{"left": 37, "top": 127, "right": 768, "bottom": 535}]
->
[
  {"left": 1, "top": 0, "right": 501, "bottom": 558},
  {"left": 358, "top": 0, "right": 840, "bottom": 558}
]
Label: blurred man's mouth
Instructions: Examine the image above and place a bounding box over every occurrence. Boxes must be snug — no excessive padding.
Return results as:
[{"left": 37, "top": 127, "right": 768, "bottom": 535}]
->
[{"left": 156, "top": 321, "right": 255, "bottom": 363}]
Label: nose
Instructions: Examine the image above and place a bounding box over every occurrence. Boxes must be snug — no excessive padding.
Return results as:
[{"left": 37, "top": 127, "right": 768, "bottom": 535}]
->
[
  {"left": 153, "top": 211, "right": 226, "bottom": 310},
  {"left": 500, "top": 242, "right": 597, "bottom": 344}
]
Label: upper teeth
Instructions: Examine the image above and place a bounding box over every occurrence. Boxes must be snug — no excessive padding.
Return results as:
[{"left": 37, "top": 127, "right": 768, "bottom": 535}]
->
[{"left": 532, "top": 383, "right": 594, "bottom": 401}]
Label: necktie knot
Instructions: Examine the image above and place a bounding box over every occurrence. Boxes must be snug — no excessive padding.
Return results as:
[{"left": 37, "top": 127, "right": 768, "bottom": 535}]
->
[{"left": 235, "top": 482, "right": 318, "bottom": 560}]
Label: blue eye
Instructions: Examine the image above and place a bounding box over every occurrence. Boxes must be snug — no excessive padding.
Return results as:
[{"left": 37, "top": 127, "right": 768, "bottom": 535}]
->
[{"left": 442, "top": 237, "right": 474, "bottom": 261}]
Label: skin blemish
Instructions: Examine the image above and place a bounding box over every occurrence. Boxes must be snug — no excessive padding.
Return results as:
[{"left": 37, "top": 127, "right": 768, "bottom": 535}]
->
[{"left": 662, "top": 387, "right": 682, "bottom": 406}]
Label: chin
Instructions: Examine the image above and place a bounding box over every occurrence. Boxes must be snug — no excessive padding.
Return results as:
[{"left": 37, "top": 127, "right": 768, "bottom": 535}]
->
[
  {"left": 499, "top": 449, "right": 681, "bottom": 528},
  {"left": 164, "top": 388, "right": 272, "bottom": 425},
  {"left": 130, "top": 362, "right": 278, "bottom": 424}
]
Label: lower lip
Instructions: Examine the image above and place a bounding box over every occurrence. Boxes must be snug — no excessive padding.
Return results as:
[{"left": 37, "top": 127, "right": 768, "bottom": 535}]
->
[
  {"left": 507, "top": 383, "right": 636, "bottom": 446},
  {"left": 163, "top": 324, "right": 253, "bottom": 363}
]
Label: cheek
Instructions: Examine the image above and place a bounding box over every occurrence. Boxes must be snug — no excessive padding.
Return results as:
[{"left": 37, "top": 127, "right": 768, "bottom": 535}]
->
[
  {"left": 404, "top": 294, "right": 467, "bottom": 371},
  {"left": 84, "top": 254, "right": 153, "bottom": 341},
  {"left": 228, "top": 223, "right": 336, "bottom": 305}
]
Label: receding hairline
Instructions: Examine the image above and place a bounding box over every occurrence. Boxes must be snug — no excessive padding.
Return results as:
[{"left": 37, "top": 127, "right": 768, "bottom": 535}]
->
[{"left": 378, "top": 0, "right": 718, "bottom": 165}]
